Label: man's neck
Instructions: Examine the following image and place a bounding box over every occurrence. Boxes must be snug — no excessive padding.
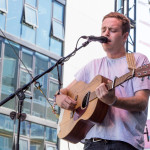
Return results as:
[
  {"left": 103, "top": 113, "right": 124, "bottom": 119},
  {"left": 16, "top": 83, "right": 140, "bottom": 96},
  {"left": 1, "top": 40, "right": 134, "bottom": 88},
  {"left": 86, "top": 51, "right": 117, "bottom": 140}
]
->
[{"left": 107, "top": 49, "right": 126, "bottom": 59}]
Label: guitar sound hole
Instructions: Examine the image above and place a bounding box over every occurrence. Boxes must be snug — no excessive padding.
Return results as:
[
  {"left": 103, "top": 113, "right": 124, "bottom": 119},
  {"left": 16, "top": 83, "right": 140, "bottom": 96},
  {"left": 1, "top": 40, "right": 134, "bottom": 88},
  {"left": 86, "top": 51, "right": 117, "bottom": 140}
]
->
[{"left": 81, "top": 92, "right": 90, "bottom": 109}]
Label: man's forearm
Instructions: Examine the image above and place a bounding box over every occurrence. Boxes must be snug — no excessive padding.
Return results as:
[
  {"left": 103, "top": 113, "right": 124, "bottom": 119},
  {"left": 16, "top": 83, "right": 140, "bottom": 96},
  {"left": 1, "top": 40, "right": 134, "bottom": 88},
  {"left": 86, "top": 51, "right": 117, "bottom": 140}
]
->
[{"left": 113, "top": 90, "right": 150, "bottom": 112}]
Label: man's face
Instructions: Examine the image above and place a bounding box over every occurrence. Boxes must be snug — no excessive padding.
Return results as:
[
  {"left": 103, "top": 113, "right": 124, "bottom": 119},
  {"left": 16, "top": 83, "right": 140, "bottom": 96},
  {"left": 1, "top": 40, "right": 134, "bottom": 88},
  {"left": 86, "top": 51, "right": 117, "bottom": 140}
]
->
[{"left": 101, "top": 18, "right": 128, "bottom": 53}]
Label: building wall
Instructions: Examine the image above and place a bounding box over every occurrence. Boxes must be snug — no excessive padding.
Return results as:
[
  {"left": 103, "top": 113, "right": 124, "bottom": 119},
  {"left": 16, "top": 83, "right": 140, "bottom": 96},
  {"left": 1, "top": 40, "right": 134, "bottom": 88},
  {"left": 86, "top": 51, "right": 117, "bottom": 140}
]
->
[{"left": 0, "top": 0, "right": 66, "bottom": 149}]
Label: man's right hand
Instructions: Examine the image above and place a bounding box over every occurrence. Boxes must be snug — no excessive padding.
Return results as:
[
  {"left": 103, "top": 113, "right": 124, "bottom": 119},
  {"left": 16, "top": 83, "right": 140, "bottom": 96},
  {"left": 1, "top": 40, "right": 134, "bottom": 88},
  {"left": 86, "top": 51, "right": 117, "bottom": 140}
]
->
[{"left": 56, "top": 94, "right": 77, "bottom": 110}]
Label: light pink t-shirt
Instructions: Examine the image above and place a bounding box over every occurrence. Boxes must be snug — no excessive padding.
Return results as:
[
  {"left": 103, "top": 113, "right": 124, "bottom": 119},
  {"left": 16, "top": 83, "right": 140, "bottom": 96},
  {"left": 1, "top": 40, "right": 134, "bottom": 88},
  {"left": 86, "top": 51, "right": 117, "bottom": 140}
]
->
[{"left": 75, "top": 53, "right": 150, "bottom": 150}]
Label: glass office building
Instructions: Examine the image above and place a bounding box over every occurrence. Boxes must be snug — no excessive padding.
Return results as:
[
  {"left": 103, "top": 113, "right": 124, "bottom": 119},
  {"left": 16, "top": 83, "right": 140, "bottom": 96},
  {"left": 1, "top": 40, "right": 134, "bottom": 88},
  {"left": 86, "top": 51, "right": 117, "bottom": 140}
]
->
[{"left": 0, "top": 0, "right": 66, "bottom": 149}]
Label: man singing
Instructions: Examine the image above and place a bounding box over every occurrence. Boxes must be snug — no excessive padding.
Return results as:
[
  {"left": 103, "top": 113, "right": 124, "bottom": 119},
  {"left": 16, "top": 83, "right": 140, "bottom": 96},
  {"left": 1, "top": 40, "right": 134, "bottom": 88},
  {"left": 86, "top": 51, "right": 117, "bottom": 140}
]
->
[{"left": 55, "top": 12, "right": 150, "bottom": 150}]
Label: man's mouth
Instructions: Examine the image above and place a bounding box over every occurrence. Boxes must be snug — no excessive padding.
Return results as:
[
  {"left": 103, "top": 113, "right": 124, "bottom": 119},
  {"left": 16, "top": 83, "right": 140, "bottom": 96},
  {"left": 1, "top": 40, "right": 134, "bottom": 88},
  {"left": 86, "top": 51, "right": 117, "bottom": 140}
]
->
[{"left": 107, "top": 39, "right": 111, "bottom": 42}]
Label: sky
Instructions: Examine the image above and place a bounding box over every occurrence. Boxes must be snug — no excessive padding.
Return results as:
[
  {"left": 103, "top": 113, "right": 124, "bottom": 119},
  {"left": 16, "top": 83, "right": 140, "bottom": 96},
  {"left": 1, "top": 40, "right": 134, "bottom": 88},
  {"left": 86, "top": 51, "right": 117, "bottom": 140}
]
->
[{"left": 60, "top": 0, "right": 150, "bottom": 150}]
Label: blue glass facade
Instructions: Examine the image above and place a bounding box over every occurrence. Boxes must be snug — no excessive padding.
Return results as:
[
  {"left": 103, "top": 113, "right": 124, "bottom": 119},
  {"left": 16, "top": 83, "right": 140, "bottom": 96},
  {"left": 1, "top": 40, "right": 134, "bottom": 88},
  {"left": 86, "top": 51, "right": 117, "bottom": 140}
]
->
[{"left": 0, "top": 0, "right": 66, "bottom": 149}]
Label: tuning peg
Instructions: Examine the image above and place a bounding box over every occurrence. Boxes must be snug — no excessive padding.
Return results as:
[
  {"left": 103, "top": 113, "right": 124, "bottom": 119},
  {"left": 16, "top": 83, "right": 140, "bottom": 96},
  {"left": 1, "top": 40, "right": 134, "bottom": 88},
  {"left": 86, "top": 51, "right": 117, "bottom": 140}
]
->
[{"left": 141, "top": 77, "right": 144, "bottom": 81}]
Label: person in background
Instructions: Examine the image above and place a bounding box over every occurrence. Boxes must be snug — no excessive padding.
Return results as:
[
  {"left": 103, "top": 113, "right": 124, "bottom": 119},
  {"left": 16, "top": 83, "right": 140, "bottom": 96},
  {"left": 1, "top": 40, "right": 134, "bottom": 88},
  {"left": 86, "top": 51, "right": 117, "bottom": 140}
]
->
[{"left": 55, "top": 12, "right": 150, "bottom": 150}]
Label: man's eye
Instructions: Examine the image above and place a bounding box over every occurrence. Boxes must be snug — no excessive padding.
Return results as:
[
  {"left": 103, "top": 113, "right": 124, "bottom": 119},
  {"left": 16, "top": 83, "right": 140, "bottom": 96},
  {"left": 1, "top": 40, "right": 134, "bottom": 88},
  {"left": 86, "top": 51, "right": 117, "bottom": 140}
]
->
[
  {"left": 111, "top": 30, "right": 117, "bottom": 32},
  {"left": 101, "top": 30, "right": 106, "bottom": 33}
]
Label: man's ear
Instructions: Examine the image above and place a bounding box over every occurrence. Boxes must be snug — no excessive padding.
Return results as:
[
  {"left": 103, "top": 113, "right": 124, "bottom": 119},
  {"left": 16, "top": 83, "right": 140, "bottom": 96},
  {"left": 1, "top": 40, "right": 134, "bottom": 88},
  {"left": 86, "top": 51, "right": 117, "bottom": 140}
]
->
[{"left": 123, "top": 32, "right": 129, "bottom": 42}]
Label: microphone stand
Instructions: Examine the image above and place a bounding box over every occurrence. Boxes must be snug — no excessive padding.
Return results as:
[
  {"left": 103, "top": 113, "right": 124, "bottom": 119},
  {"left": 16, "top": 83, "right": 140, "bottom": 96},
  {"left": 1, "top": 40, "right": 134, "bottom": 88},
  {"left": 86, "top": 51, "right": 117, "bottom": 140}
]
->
[{"left": 0, "top": 39, "right": 91, "bottom": 150}]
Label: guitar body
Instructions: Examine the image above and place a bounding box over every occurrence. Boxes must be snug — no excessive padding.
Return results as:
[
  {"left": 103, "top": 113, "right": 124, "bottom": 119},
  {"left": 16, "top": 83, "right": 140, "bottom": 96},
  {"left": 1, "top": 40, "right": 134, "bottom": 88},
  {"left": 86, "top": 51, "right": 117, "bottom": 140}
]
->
[{"left": 58, "top": 75, "right": 109, "bottom": 143}]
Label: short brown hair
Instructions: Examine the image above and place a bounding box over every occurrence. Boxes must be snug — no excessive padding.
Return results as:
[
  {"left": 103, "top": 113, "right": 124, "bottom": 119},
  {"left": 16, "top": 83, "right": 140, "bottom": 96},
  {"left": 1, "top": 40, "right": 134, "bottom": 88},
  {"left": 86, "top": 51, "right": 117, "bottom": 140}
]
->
[{"left": 102, "top": 12, "right": 130, "bottom": 34}]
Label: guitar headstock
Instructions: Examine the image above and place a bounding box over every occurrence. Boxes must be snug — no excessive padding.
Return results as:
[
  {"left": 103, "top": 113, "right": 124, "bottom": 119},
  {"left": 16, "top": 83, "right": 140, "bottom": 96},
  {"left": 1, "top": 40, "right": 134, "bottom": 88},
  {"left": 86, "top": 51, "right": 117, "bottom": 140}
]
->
[{"left": 135, "top": 64, "right": 150, "bottom": 78}]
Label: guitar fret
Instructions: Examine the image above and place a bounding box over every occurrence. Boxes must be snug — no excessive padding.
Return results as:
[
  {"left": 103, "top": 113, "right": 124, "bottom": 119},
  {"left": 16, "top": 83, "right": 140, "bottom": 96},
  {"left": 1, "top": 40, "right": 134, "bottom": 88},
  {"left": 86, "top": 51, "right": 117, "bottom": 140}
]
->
[{"left": 114, "top": 71, "right": 133, "bottom": 88}]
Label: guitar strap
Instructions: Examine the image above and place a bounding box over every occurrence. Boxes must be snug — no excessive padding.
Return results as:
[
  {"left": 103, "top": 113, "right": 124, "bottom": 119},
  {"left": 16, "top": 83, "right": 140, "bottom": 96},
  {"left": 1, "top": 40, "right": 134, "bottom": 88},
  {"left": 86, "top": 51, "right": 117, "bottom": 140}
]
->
[{"left": 126, "top": 53, "right": 136, "bottom": 70}]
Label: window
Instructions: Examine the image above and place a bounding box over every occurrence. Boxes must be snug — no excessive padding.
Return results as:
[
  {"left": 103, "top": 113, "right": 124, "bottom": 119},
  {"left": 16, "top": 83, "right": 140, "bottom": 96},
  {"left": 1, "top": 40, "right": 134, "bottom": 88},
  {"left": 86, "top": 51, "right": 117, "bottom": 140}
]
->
[
  {"left": 52, "top": 19, "right": 64, "bottom": 40},
  {"left": 50, "top": 60, "right": 62, "bottom": 80},
  {"left": 46, "top": 80, "right": 59, "bottom": 122},
  {"left": 6, "top": 0, "right": 23, "bottom": 37},
  {"left": 30, "top": 141, "right": 44, "bottom": 150},
  {"left": 15, "top": 120, "right": 30, "bottom": 136},
  {"left": 0, "top": 13, "right": 5, "bottom": 30},
  {"left": 51, "top": 1, "right": 65, "bottom": 41},
  {"left": 1, "top": 40, "right": 19, "bottom": 109},
  {"left": 3, "top": 57, "right": 16, "bottom": 78},
  {"left": 46, "top": 144, "right": 56, "bottom": 150},
  {"left": 31, "top": 123, "right": 44, "bottom": 139},
  {"left": 53, "top": 1, "right": 64, "bottom": 22},
  {"left": 24, "top": 4, "right": 38, "bottom": 28},
  {"left": 0, "top": 114, "right": 13, "bottom": 132},
  {"left": 20, "top": 70, "right": 32, "bottom": 90},
  {"left": 21, "top": 2, "right": 37, "bottom": 42},
  {"left": 21, "top": 48, "right": 33, "bottom": 71},
  {"left": 0, "top": 0, "right": 8, "bottom": 13},
  {"left": 46, "top": 127, "right": 57, "bottom": 143},
  {"left": 49, "top": 81, "right": 59, "bottom": 99},
  {"left": 30, "top": 123, "right": 44, "bottom": 150},
  {"left": 0, "top": 114, "right": 13, "bottom": 150},
  {"left": 34, "top": 53, "right": 49, "bottom": 90},
  {"left": 50, "top": 37, "right": 62, "bottom": 56},
  {"left": 19, "top": 139, "right": 28, "bottom": 150},
  {"left": 22, "top": 94, "right": 32, "bottom": 114},
  {"left": 0, "top": 135, "right": 13, "bottom": 150}
]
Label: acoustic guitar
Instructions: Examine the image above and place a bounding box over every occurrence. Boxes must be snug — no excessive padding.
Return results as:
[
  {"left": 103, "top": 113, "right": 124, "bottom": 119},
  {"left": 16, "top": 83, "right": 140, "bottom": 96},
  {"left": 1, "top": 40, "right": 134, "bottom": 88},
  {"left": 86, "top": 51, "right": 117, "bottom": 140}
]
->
[{"left": 58, "top": 64, "right": 150, "bottom": 143}]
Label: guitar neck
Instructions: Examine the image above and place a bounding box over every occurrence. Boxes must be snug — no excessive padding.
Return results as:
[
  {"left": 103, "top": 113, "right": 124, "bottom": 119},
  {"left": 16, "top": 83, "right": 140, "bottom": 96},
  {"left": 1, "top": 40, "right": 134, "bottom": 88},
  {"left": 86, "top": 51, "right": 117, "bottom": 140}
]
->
[{"left": 90, "top": 70, "right": 134, "bottom": 101}]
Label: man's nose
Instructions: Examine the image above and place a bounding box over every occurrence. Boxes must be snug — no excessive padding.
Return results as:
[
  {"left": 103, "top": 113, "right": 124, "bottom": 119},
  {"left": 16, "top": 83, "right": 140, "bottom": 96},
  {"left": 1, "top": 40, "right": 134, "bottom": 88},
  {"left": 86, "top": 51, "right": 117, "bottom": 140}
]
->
[{"left": 104, "top": 29, "right": 110, "bottom": 36}]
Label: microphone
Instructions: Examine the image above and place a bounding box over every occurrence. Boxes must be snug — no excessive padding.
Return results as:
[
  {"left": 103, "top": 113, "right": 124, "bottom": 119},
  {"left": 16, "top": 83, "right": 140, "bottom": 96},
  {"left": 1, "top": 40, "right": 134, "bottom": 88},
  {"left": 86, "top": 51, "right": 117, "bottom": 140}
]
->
[{"left": 81, "top": 35, "right": 109, "bottom": 43}]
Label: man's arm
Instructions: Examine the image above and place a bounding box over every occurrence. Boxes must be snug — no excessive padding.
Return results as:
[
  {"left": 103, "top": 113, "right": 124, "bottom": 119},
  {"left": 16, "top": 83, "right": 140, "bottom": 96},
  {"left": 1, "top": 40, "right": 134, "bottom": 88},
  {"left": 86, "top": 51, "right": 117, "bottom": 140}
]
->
[
  {"left": 55, "top": 79, "right": 77, "bottom": 110},
  {"left": 114, "top": 90, "right": 150, "bottom": 111},
  {"left": 96, "top": 82, "right": 150, "bottom": 111}
]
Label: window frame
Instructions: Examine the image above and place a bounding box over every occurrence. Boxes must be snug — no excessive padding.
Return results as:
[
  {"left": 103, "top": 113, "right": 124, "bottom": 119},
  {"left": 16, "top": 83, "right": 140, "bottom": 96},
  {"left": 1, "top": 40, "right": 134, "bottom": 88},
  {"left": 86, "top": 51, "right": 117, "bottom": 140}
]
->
[
  {"left": 24, "top": 3, "right": 38, "bottom": 28},
  {"left": 19, "top": 68, "right": 33, "bottom": 94},
  {"left": 48, "top": 78, "right": 59, "bottom": 100},
  {"left": 51, "top": 1, "right": 65, "bottom": 41},
  {"left": 15, "top": 136, "right": 30, "bottom": 150},
  {"left": 51, "top": 18, "right": 64, "bottom": 41}
]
